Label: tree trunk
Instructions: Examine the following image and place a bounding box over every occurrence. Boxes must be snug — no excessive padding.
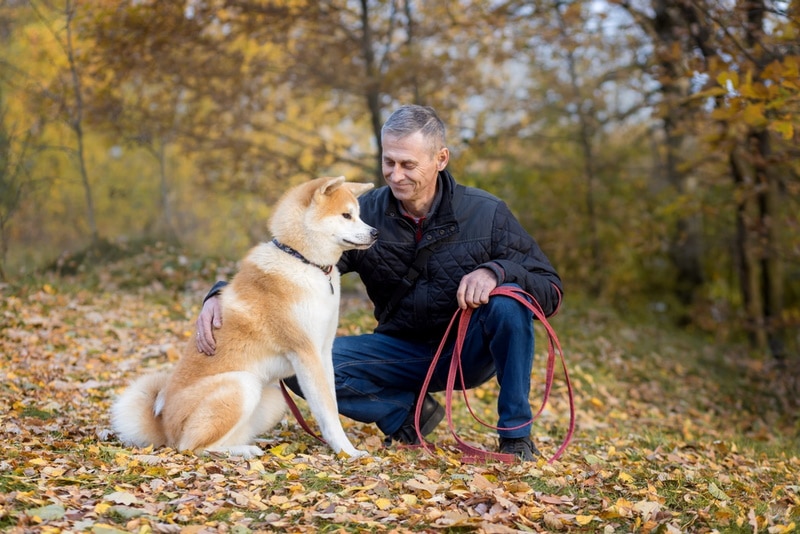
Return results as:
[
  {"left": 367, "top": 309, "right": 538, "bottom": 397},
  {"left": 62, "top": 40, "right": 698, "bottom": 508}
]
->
[
  {"left": 751, "top": 130, "right": 786, "bottom": 359},
  {"left": 730, "top": 148, "right": 759, "bottom": 347},
  {"left": 158, "top": 140, "right": 178, "bottom": 243},
  {"left": 358, "top": 0, "right": 384, "bottom": 186},
  {"left": 651, "top": 1, "right": 707, "bottom": 314},
  {"left": 65, "top": 0, "right": 98, "bottom": 245},
  {"left": 741, "top": 0, "right": 786, "bottom": 359}
]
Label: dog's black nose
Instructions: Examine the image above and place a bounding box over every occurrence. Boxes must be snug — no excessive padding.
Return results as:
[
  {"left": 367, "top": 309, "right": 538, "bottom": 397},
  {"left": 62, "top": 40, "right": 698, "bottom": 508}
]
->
[{"left": 370, "top": 228, "right": 379, "bottom": 239}]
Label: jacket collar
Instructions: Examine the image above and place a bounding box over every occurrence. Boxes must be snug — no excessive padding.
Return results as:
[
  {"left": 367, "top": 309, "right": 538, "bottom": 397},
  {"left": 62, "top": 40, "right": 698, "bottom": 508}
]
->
[{"left": 387, "top": 170, "right": 456, "bottom": 222}]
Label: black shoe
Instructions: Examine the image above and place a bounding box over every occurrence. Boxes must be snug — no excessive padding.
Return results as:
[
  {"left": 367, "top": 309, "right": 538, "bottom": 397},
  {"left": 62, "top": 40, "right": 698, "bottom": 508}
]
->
[
  {"left": 498, "top": 436, "right": 541, "bottom": 461},
  {"left": 385, "top": 394, "right": 445, "bottom": 445}
]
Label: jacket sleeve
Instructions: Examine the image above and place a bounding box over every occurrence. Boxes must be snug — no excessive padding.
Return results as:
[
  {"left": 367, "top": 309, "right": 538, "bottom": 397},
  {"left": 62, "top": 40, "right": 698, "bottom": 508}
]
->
[
  {"left": 337, "top": 250, "right": 358, "bottom": 274},
  {"left": 478, "top": 201, "right": 563, "bottom": 317},
  {"left": 203, "top": 280, "right": 229, "bottom": 303}
]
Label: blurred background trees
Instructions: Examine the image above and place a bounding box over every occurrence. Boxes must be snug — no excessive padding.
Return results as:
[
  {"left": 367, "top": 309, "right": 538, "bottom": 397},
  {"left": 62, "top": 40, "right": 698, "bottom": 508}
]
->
[{"left": 0, "top": 0, "right": 798, "bottom": 358}]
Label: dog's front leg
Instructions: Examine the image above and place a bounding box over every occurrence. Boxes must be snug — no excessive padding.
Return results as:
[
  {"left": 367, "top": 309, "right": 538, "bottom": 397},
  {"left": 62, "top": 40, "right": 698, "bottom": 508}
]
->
[
  {"left": 320, "top": 339, "right": 338, "bottom": 417},
  {"left": 290, "top": 349, "right": 367, "bottom": 458}
]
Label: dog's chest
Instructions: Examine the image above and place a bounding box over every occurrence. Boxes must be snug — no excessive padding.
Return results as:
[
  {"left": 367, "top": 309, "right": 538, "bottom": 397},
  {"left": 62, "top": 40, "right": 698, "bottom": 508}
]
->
[{"left": 291, "top": 287, "right": 339, "bottom": 332}]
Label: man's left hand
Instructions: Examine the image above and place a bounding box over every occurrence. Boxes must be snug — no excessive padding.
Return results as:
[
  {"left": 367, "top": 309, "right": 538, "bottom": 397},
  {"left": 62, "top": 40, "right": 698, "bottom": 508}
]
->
[{"left": 457, "top": 268, "right": 498, "bottom": 310}]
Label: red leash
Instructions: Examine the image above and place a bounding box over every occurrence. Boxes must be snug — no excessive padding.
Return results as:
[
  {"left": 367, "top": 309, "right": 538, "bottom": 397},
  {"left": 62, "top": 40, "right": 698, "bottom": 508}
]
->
[
  {"left": 281, "top": 286, "right": 575, "bottom": 463},
  {"left": 280, "top": 381, "right": 325, "bottom": 444},
  {"left": 414, "top": 286, "right": 575, "bottom": 463}
]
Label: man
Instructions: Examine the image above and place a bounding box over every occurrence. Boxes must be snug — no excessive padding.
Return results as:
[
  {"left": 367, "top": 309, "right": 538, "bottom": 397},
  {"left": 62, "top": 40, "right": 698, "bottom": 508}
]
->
[{"left": 196, "top": 105, "right": 563, "bottom": 461}]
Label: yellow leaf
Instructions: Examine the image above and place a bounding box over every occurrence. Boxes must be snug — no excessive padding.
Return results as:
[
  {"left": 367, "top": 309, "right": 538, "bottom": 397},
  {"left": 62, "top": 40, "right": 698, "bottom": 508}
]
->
[
  {"left": 42, "top": 466, "right": 66, "bottom": 477},
  {"left": 404, "top": 478, "right": 439, "bottom": 498},
  {"left": 94, "top": 502, "right": 111, "bottom": 514},
  {"left": 618, "top": 471, "right": 634, "bottom": 483},
  {"left": 769, "top": 120, "right": 794, "bottom": 140},
  {"left": 742, "top": 103, "right": 768, "bottom": 127},
  {"left": 710, "top": 107, "right": 735, "bottom": 121},
  {"left": 340, "top": 481, "right": 378, "bottom": 494},
  {"left": 247, "top": 460, "right": 265, "bottom": 473},
  {"left": 717, "top": 70, "right": 739, "bottom": 89},
  {"left": 399, "top": 494, "right": 418, "bottom": 506},
  {"left": 42, "top": 284, "right": 56, "bottom": 294},
  {"left": 575, "top": 514, "right": 594, "bottom": 525},
  {"left": 269, "top": 443, "right": 294, "bottom": 460},
  {"left": 739, "top": 81, "right": 768, "bottom": 100},
  {"left": 269, "top": 495, "right": 289, "bottom": 506},
  {"left": 504, "top": 480, "right": 532, "bottom": 493},
  {"left": 375, "top": 498, "right": 392, "bottom": 510}
]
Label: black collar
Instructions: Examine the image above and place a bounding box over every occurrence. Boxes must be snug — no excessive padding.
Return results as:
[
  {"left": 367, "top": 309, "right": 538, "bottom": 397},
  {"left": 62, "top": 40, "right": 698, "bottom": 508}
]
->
[{"left": 271, "top": 239, "right": 334, "bottom": 294}]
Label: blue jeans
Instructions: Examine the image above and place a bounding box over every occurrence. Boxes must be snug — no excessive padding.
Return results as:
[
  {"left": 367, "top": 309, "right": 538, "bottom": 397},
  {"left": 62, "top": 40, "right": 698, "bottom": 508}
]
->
[{"left": 288, "top": 284, "right": 535, "bottom": 439}]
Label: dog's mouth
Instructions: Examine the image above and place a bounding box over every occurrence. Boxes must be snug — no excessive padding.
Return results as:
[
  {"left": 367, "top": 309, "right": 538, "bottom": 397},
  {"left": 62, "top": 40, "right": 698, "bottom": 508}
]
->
[{"left": 344, "top": 237, "right": 377, "bottom": 250}]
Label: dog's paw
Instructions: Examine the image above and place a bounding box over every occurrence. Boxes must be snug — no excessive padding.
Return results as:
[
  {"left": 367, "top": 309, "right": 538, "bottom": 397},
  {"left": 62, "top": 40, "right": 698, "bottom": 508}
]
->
[
  {"left": 340, "top": 448, "right": 369, "bottom": 460},
  {"left": 206, "top": 445, "right": 265, "bottom": 459},
  {"left": 236, "top": 445, "right": 266, "bottom": 459}
]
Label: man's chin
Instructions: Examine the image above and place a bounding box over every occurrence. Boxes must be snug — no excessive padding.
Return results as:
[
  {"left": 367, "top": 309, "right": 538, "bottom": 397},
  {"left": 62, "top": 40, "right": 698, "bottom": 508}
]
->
[{"left": 389, "top": 187, "right": 413, "bottom": 201}]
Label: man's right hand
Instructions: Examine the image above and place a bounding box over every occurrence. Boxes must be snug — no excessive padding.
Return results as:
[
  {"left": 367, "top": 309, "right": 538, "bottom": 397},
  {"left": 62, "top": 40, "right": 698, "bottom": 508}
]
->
[{"left": 195, "top": 295, "right": 222, "bottom": 355}]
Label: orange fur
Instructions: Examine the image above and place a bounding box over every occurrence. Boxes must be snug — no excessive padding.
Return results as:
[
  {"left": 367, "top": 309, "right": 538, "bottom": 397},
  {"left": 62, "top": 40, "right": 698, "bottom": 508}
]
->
[{"left": 111, "top": 176, "right": 376, "bottom": 458}]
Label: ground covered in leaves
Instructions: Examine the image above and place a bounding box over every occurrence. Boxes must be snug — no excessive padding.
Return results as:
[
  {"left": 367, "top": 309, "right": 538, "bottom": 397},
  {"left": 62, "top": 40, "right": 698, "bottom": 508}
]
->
[{"left": 1, "top": 243, "right": 799, "bottom": 533}]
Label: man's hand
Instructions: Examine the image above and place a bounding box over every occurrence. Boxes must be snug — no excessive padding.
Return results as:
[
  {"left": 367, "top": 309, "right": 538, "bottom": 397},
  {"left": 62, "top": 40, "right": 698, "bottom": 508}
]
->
[
  {"left": 196, "top": 295, "right": 223, "bottom": 355},
  {"left": 457, "top": 268, "right": 498, "bottom": 310}
]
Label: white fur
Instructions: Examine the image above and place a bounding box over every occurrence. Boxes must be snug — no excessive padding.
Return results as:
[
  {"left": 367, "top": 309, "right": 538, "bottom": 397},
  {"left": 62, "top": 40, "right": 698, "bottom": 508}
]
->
[{"left": 110, "top": 176, "right": 376, "bottom": 458}]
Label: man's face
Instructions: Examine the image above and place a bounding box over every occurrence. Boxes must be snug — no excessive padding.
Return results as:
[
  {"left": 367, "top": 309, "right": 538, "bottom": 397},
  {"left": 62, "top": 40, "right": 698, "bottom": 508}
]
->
[{"left": 381, "top": 131, "right": 448, "bottom": 213}]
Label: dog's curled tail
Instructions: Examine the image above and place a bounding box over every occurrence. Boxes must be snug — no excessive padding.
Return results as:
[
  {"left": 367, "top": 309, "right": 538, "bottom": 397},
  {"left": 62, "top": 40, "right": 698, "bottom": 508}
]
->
[{"left": 110, "top": 371, "right": 170, "bottom": 448}]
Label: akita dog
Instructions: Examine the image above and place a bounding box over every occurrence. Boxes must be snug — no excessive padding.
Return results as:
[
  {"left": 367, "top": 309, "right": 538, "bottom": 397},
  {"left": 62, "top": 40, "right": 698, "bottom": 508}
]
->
[{"left": 110, "top": 176, "right": 377, "bottom": 458}]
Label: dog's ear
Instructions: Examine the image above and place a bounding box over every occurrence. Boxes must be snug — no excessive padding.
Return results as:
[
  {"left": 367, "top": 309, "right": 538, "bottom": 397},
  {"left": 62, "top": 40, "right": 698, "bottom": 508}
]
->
[
  {"left": 316, "top": 176, "right": 346, "bottom": 199},
  {"left": 344, "top": 182, "right": 374, "bottom": 198}
]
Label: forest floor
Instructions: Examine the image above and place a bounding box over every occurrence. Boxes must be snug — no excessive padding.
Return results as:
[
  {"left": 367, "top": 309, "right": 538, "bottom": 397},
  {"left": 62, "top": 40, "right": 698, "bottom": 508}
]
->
[{"left": 1, "top": 242, "right": 798, "bottom": 533}]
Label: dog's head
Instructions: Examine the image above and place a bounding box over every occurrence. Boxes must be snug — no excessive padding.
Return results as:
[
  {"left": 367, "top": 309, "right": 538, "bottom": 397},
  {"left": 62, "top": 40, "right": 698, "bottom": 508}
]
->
[
  {"left": 270, "top": 176, "right": 378, "bottom": 260},
  {"left": 310, "top": 176, "right": 378, "bottom": 251}
]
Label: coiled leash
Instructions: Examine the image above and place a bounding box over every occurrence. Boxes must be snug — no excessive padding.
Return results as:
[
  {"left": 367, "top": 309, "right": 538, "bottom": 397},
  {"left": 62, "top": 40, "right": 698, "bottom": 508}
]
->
[
  {"left": 280, "top": 286, "right": 575, "bottom": 463},
  {"left": 414, "top": 286, "right": 575, "bottom": 463}
]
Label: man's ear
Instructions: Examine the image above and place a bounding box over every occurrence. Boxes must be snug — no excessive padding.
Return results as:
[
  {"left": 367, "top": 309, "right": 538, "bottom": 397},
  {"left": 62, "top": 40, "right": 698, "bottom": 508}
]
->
[{"left": 436, "top": 147, "right": 450, "bottom": 171}]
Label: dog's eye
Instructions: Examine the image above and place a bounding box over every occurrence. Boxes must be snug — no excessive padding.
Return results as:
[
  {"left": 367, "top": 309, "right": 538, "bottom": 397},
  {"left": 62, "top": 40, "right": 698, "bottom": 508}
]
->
[{"left": 342, "top": 213, "right": 352, "bottom": 220}]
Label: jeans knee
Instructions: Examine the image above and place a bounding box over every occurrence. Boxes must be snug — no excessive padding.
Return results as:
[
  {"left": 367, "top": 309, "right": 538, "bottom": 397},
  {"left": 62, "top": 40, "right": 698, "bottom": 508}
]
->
[{"left": 483, "top": 285, "right": 533, "bottom": 326}]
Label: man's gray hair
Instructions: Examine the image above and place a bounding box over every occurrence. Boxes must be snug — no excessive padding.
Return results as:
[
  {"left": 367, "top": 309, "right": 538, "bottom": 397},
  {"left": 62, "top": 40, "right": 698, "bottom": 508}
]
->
[{"left": 382, "top": 105, "right": 447, "bottom": 156}]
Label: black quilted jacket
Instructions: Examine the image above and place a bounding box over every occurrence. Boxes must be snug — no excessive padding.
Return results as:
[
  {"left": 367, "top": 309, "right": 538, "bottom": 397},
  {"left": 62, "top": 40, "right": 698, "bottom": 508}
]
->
[{"left": 339, "top": 170, "right": 563, "bottom": 342}]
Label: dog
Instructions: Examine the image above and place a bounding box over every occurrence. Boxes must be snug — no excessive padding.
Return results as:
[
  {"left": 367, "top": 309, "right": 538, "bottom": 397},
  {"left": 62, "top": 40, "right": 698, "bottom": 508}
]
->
[{"left": 110, "top": 176, "right": 377, "bottom": 458}]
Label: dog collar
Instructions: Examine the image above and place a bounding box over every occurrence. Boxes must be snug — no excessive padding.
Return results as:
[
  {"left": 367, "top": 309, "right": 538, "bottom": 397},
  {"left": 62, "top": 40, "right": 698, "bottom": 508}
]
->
[{"left": 271, "top": 239, "right": 334, "bottom": 293}]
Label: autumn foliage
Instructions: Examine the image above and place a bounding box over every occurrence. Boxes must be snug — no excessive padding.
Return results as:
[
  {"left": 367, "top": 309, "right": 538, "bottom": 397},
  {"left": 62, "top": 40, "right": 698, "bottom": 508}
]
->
[
  {"left": 1, "top": 2, "right": 799, "bottom": 530},
  {"left": 0, "top": 1, "right": 798, "bottom": 358},
  {"left": 1, "top": 246, "right": 799, "bottom": 532}
]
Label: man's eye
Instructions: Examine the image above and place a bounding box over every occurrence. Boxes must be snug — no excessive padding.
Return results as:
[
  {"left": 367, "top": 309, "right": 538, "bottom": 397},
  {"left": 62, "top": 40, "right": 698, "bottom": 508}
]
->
[{"left": 342, "top": 213, "right": 352, "bottom": 219}]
